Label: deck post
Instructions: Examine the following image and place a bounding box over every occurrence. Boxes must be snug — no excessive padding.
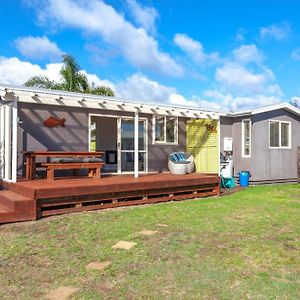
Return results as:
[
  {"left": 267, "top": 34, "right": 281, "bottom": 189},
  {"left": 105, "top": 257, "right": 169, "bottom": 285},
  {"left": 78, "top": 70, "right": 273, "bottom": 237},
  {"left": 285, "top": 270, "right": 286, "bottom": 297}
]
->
[
  {"left": 4, "top": 105, "right": 11, "bottom": 180},
  {"left": 134, "top": 110, "right": 139, "bottom": 178},
  {"left": 0, "top": 105, "right": 5, "bottom": 179},
  {"left": 11, "top": 98, "right": 18, "bottom": 182}
]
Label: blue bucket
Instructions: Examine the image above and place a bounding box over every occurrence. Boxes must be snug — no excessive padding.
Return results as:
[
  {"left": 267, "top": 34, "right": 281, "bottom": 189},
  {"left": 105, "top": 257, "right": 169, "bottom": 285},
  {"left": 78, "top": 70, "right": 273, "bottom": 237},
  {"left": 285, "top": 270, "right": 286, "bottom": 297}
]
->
[{"left": 238, "top": 171, "right": 251, "bottom": 187}]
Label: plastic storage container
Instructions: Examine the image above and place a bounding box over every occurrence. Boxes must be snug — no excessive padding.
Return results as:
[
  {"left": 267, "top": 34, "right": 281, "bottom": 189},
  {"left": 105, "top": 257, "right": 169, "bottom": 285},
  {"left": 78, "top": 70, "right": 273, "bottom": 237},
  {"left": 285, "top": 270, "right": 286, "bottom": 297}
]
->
[{"left": 238, "top": 171, "right": 251, "bottom": 187}]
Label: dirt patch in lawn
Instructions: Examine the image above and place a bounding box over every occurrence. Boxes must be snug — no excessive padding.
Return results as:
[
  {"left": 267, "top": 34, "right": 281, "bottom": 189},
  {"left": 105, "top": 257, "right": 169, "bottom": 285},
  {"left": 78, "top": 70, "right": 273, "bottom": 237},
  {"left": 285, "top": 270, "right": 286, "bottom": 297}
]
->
[
  {"left": 45, "top": 286, "right": 79, "bottom": 300},
  {"left": 138, "top": 230, "right": 159, "bottom": 236},
  {"left": 86, "top": 261, "right": 111, "bottom": 271},
  {"left": 112, "top": 241, "right": 137, "bottom": 250}
]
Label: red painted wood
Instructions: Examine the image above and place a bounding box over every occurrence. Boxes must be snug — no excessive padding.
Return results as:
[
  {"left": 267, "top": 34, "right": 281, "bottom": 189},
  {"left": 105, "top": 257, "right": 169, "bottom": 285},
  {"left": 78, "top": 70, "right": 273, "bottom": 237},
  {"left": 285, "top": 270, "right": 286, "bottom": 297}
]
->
[
  {"left": 23, "top": 151, "right": 104, "bottom": 180},
  {"left": 0, "top": 173, "right": 220, "bottom": 223}
]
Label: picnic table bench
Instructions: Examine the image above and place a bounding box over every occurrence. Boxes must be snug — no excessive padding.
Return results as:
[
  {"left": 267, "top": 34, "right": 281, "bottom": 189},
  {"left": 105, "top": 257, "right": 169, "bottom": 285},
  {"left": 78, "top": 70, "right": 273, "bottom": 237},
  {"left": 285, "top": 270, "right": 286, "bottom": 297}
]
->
[{"left": 23, "top": 151, "right": 104, "bottom": 180}]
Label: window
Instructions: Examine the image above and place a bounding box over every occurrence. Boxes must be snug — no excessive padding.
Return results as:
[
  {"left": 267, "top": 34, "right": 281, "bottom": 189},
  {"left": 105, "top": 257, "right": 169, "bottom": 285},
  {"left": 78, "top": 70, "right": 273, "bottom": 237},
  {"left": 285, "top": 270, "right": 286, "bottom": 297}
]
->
[
  {"left": 154, "top": 116, "right": 178, "bottom": 144},
  {"left": 269, "top": 120, "right": 291, "bottom": 148},
  {"left": 242, "top": 119, "right": 251, "bottom": 157}
]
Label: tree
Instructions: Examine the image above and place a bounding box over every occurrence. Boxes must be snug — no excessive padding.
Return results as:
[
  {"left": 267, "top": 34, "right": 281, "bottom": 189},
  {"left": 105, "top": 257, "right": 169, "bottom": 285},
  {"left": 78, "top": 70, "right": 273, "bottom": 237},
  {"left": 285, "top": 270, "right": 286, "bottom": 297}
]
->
[
  {"left": 25, "top": 54, "right": 115, "bottom": 97},
  {"left": 291, "top": 97, "right": 300, "bottom": 108}
]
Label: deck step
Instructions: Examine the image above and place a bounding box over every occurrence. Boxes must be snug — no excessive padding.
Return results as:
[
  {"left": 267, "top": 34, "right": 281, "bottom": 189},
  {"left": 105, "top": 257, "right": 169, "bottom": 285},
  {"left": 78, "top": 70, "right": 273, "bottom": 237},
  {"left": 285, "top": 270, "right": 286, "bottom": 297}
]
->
[
  {"left": 0, "top": 203, "right": 14, "bottom": 213},
  {"left": 0, "top": 203, "right": 17, "bottom": 224},
  {"left": 0, "top": 190, "right": 32, "bottom": 209},
  {"left": 0, "top": 190, "right": 36, "bottom": 224}
]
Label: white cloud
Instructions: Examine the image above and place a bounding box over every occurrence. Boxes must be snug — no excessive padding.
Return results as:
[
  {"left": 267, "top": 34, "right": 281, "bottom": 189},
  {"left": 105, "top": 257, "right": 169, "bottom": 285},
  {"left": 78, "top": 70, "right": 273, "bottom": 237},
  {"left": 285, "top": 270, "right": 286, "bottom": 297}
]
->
[
  {"left": 260, "top": 22, "right": 291, "bottom": 41},
  {"left": 215, "top": 44, "right": 282, "bottom": 96},
  {"left": 291, "top": 48, "right": 300, "bottom": 61},
  {"left": 204, "top": 89, "right": 281, "bottom": 111},
  {"left": 126, "top": 0, "right": 158, "bottom": 33},
  {"left": 215, "top": 63, "right": 273, "bottom": 93},
  {"left": 34, "top": 0, "right": 183, "bottom": 76},
  {"left": 15, "top": 36, "right": 63, "bottom": 61},
  {"left": 203, "top": 43, "right": 284, "bottom": 110},
  {"left": 0, "top": 54, "right": 285, "bottom": 112},
  {"left": 174, "top": 33, "right": 219, "bottom": 64},
  {"left": 233, "top": 44, "right": 264, "bottom": 64},
  {"left": 115, "top": 73, "right": 176, "bottom": 102},
  {"left": 0, "top": 56, "right": 62, "bottom": 85}
]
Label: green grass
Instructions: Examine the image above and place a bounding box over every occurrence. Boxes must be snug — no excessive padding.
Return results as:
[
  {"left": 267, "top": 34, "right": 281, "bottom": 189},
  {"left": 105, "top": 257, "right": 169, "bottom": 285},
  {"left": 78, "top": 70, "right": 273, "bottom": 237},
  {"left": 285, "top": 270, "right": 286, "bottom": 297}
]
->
[{"left": 0, "top": 184, "right": 300, "bottom": 299}]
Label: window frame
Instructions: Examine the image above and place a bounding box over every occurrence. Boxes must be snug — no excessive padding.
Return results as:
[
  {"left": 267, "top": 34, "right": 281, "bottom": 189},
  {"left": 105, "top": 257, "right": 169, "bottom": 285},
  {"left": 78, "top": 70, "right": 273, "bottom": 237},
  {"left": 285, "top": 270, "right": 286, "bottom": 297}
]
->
[
  {"left": 269, "top": 120, "right": 292, "bottom": 149},
  {"left": 153, "top": 115, "right": 178, "bottom": 145},
  {"left": 241, "top": 119, "right": 251, "bottom": 158}
]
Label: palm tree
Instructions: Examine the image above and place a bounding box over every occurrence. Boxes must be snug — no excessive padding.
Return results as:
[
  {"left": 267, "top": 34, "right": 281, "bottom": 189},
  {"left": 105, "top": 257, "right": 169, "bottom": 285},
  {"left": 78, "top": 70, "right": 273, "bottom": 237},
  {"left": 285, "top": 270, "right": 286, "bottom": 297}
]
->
[{"left": 25, "top": 55, "right": 115, "bottom": 97}]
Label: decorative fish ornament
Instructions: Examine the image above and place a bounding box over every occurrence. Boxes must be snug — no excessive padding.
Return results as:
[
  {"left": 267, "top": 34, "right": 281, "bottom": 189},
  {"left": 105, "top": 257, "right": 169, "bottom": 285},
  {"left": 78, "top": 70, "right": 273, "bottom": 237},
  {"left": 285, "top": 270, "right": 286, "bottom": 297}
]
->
[
  {"left": 206, "top": 124, "right": 217, "bottom": 133},
  {"left": 44, "top": 117, "right": 66, "bottom": 128}
]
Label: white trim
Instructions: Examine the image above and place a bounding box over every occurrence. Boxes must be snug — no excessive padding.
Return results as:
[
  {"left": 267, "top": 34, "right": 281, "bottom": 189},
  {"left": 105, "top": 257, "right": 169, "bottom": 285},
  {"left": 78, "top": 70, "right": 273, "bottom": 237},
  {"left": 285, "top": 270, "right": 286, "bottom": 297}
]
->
[
  {"left": 228, "top": 102, "right": 300, "bottom": 118},
  {"left": 0, "top": 105, "right": 5, "bottom": 179},
  {"left": 4, "top": 105, "right": 11, "bottom": 180},
  {"left": 11, "top": 99, "right": 18, "bottom": 182},
  {"left": 152, "top": 115, "right": 179, "bottom": 145},
  {"left": 269, "top": 119, "right": 292, "bottom": 149},
  {"left": 0, "top": 85, "right": 224, "bottom": 118},
  {"left": 88, "top": 114, "right": 91, "bottom": 151},
  {"left": 134, "top": 111, "right": 139, "bottom": 178},
  {"left": 117, "top": 117, "right": 121, "bottom": 174},
  {"left": 88, "top": 113, "right": 148, "bottom": 175},
  {"left": 241, "top": 119, "right": 251, "bottom": 158}
]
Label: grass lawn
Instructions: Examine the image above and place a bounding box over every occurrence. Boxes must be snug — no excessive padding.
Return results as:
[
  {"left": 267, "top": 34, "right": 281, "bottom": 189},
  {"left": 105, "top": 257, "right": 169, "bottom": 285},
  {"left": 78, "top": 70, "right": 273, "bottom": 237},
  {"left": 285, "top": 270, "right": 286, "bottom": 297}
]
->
[{"left": 0, "top": 184, "right": 300, "bottom": 299}]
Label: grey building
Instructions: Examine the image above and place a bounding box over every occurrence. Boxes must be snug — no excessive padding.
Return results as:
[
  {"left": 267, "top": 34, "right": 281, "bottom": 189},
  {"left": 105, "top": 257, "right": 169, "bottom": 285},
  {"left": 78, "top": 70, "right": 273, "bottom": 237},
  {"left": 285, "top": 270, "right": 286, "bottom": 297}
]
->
[
  {"left": 1, "top": 85, "right": 300, "bottom": 184},
  {"left": 220, "top": 103, "right": 300, "bottom": 183},
  {"left": 0, "top": 85, "right": 222, "bottom": 182}
]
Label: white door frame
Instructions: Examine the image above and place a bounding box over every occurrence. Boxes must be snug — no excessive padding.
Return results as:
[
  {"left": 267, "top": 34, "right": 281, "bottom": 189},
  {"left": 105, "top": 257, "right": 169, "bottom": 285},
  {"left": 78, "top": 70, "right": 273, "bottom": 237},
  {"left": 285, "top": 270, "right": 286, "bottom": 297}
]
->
[
  {"left": 118, "top": 116, "right": 148, "bottom": 175},
  {"left": 0, "top": 98, "right": 18, "bottom": 182},
  {"left": 88, "top": 113, "right": 148, "bottom": 175}
]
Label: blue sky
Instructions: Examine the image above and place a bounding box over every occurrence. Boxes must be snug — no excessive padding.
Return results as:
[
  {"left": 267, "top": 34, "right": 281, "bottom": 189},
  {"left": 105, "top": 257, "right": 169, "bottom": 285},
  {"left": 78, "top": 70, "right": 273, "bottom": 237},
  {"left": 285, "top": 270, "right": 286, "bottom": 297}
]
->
[{"left": 1, "top": 0, "right": 300, "bottom": 110}]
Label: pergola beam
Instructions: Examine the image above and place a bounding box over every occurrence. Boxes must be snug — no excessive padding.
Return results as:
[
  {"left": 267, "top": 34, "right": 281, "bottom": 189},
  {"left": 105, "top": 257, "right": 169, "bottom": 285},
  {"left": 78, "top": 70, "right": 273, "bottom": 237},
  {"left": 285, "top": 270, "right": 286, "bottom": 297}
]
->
[{"left": 3, "top": 90, "right": 223, "bottom": 119}]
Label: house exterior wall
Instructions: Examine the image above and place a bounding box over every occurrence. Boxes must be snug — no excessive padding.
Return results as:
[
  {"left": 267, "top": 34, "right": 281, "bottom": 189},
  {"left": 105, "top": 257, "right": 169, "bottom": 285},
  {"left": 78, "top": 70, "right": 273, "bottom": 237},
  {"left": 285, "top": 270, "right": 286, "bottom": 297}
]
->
[
  {"left": 221, "top": 109, "right": 300, "bottom": 182},
  {"left": 17, "top": 102, "right": 186, "bottom": 174},
  {"left": 251, "top": 109, "right": 300, "bottom": 181},
  {"left": 220, "top": 116, "right": 233, "bottom": 153}
]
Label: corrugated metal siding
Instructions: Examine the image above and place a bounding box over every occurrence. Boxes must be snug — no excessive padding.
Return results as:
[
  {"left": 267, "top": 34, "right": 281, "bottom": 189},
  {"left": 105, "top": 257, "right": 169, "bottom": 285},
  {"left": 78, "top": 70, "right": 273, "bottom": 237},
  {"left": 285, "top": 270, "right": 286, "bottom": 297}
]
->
[{"left": 186, "top": 119, "right": 219, "bottom": 173}]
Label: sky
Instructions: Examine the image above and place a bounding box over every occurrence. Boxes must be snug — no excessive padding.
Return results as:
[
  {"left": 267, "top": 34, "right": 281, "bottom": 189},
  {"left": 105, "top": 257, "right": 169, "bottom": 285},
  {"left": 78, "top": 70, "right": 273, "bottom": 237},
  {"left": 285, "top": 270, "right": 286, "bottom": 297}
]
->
[{"left": 1, "top": 0, "right": 300, "bottom": 111}]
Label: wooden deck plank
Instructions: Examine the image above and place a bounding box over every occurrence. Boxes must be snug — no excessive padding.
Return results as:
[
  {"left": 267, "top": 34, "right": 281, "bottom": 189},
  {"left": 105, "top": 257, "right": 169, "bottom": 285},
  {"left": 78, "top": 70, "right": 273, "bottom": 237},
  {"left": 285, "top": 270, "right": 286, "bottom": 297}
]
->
[{"left": 8, "top": 173, "right": 220, "bottom": 200}]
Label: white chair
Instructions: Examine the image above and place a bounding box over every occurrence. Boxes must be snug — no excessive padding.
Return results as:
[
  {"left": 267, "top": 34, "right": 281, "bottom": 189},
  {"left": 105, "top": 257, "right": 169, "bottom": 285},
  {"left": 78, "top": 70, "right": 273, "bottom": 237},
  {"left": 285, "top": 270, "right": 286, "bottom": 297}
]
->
[{"left": 168, "top": 152, "right": 195, "bottom": 175}]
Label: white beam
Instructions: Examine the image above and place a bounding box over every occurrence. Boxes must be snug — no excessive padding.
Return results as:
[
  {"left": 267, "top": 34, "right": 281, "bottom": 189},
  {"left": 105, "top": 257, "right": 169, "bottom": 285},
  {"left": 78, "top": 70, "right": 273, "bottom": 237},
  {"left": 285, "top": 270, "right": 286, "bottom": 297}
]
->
[
  {"left": 134, "top": 110, "right": 139, "bottom": 178},
  {"left": 4, "top": 105, "right": 11, "bottom": 180},
  {"left": 11, "top": 99, "right": 18, "bottom": 182},
  {"left": 0, "top": 105, "right": 5, "bottom": 179}
]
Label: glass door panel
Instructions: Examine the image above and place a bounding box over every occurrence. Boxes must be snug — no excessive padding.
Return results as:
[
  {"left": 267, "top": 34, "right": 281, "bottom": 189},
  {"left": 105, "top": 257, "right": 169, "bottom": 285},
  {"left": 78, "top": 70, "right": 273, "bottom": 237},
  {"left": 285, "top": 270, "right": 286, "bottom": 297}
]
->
[{"left": 121, "top": 120, "right": 134, "bottom": 150}]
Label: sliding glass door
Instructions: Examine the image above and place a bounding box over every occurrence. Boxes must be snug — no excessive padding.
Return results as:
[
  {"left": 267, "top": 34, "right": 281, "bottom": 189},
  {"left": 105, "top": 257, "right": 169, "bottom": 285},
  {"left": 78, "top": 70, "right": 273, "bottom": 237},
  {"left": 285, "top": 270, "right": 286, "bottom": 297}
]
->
[{"left": 119, "top": 118, "right": 147, "bottom": 173}]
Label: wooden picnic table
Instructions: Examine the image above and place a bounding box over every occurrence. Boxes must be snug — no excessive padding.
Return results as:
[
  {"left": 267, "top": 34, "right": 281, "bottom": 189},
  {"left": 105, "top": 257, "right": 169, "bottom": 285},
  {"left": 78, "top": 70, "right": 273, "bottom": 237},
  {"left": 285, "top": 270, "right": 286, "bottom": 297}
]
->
[{"left": 23, "top": 151, "right": 104, "bottom": 180}]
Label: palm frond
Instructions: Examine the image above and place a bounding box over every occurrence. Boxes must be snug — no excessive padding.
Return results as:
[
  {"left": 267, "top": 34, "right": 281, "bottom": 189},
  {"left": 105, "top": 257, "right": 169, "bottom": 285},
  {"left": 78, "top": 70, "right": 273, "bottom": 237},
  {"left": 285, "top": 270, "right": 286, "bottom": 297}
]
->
[
  {"left": 76, "top": 73, "right": 89, "bottom": 92},
  {"left": 90, "top": 86, "right": 115, "bottom": 97},
  {"left": 24, "top": 54, "right": 114, "bottom": 96},
  {"left": 24, "top": 76, "right": 57, "bottom": 89}
]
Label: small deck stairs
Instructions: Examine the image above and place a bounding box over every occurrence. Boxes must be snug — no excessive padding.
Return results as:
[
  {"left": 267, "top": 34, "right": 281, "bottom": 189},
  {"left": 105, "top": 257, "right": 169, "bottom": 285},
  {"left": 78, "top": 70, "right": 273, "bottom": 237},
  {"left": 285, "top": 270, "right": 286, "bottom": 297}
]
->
[{"left": 0, "top": 190, "right": 36, "bottom": 224}]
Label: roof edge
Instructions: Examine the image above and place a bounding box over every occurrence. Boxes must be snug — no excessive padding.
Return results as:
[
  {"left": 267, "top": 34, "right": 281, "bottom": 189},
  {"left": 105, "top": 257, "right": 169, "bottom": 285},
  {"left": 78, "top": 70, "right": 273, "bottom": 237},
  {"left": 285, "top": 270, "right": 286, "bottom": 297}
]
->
[
  {"left": 0, "top": 83, "right": 227, "bottom": 116},
  {"left": 226, "top": 102, "right": 300, "bottom": 118}
]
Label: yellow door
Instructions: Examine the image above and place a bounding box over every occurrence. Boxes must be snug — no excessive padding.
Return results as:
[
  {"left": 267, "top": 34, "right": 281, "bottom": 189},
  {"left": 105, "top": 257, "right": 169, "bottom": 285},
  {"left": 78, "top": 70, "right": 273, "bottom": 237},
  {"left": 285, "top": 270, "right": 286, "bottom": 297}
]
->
[{"left": 186, "top": 119, "right": 219, "bottom": 173}]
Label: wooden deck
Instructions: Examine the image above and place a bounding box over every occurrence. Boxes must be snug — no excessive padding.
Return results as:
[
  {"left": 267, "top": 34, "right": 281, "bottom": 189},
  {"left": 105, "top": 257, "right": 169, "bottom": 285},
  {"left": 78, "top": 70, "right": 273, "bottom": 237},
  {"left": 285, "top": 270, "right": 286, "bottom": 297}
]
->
[{"left": 0, "top": 173, "right": 220, "bottom": 224}]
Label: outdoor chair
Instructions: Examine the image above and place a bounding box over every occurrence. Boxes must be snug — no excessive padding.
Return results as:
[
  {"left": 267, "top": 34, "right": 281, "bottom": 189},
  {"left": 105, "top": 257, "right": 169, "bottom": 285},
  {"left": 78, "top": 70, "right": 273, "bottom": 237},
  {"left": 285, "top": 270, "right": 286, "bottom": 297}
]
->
[{"left": 168, "top": 152, "right": 195, "bottom": 175}]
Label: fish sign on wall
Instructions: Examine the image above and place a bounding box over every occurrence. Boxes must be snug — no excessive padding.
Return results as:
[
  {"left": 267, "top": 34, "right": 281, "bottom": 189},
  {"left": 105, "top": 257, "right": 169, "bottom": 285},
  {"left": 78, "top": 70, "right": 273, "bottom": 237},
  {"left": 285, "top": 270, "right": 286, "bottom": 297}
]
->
[{"left": 44, "top": 117, "right": 66, "bottom": 128}]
